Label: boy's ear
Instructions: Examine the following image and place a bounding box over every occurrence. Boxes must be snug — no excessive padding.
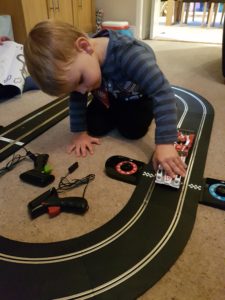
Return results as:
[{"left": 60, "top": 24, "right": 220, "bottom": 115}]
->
[{"left": 74, "top": 37, "right": 93, "bottom": 54}]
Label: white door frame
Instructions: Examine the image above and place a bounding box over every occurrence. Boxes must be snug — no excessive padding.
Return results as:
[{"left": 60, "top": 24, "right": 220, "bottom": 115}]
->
[
  {"left": 149, "top": 0, "right": 161, "bottom": 39},
  {"left": 136, "top": 0, "right": 161, "bottom": 39}
]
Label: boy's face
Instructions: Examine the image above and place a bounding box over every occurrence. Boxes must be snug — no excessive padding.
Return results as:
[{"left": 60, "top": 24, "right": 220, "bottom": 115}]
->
[{"left": 65, "top": 50, "right": 102, "bottom": 95}]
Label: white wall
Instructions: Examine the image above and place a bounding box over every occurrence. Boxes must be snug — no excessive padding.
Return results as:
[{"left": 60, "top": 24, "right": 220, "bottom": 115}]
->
[
  {"left": 95, "top": 0, "right": 137, "bottom": 26},
  {"left": 95, "top": 0, "right": 153, "bottom": 40}
]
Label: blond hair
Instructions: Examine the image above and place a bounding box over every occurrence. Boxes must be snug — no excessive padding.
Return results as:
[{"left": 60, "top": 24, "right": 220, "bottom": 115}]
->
[{"left": 24, "top": 20, "right": 86, "bottom": 96}]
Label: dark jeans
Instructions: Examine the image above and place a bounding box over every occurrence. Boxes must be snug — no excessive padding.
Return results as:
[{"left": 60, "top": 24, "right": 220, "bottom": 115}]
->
[
  {"left": 0, "top": 76, "right": 39, "bottom": 101},
  {"left": 87, "top": 96, "right": 154, "bottom": 140}
]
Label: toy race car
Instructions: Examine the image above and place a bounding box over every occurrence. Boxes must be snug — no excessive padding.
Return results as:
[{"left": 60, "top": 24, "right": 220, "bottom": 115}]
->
[{"left": 155, "top": 129, "right": 195, "bottom": 189}]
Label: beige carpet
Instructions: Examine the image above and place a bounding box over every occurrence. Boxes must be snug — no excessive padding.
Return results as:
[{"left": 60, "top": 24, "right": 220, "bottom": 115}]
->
[{"left": 0, "top": 40, "right": 225, "bottom": 300}]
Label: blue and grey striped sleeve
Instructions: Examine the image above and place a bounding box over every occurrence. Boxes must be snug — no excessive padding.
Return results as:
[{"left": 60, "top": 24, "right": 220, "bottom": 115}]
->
[
  {"left": 119, "top": 41, "right": 177, "bottom": 144},
  {"left": 69, "top": 92, "right": 88, "bottom": 132}
]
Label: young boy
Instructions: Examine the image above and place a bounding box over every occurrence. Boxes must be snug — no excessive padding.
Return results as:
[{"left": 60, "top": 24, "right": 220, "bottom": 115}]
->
[{"left": 24, "top": 20, "right": 186, "bottom": 178}]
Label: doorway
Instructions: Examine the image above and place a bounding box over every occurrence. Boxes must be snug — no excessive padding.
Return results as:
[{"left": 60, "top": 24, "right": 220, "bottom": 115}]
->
[{"left": 148, "top": 0, "right": 224, "bottom": 44}]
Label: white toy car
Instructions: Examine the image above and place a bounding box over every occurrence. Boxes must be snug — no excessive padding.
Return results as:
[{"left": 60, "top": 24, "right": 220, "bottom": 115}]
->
[{"left": 155, "top": 129, "right": 195, "bottom": 189}]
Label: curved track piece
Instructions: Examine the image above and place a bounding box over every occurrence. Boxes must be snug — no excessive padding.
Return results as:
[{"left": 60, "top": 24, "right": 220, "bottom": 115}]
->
[{"left": 0, "top": 87, "right": 214, "bottom": 300}]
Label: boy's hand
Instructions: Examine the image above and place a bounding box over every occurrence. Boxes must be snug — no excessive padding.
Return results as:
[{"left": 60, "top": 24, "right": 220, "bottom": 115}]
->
[
  {"left": 67, "top": 131, "right": 101, "bottom": 157},
  {"left": 152, "top": 144, "right": 187, "bottom": 178},
  {"left": 0, "top": 36, "right": 11, "bottom": 45}
]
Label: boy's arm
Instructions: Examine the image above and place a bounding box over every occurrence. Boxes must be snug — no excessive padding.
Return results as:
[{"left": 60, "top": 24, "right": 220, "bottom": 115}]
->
[
  {"left": 120, "top": 42, "right": 185, "bottom": 175},
  {"left": 69, "top": 91, "right": 88, "bottom": 133},
  {"left": 68, "top": 92, "right": 100, "bottom": 157},
  {"left": 120, "top": 41, "right": 177, "bottom": 143}
]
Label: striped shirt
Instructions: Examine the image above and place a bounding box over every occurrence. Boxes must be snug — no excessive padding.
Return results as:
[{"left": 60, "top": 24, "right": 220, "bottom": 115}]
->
[{"left": 70, "top": 30, "right": 177, "bottom": 144}]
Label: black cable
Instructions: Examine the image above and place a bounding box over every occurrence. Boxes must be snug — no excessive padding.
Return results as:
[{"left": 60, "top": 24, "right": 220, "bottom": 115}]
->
[
  {"left": 56, "top": 162, "right": 95, "bottom": 197},
  {"left": 57, "top": 173, "right": 95, "bottom": 196},
  {"left": 0, "top": 147, "right": 39, "bottom": 177},
  {"left": 81, "top": 174, "right": 95, "bottom": 197},
  {"left": 0, "top": 151, "right": 27, "bottom": 177}
]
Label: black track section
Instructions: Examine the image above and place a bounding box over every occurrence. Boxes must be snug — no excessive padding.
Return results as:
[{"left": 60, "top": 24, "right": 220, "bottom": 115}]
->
[
  {"left": 0, "top": 87, "right": 214, "bottom": 300},
  {"left": 0, "top": 95, "right": 69, "bottom": 162}
]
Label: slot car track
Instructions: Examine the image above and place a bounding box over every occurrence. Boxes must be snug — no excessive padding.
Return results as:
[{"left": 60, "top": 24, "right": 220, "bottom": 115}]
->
[
  {"left": 0, "top": 87, "right": 214, "bottom": 300},
  {"left": 0, "top": 95, "right": 70, "bottom": 162}
]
